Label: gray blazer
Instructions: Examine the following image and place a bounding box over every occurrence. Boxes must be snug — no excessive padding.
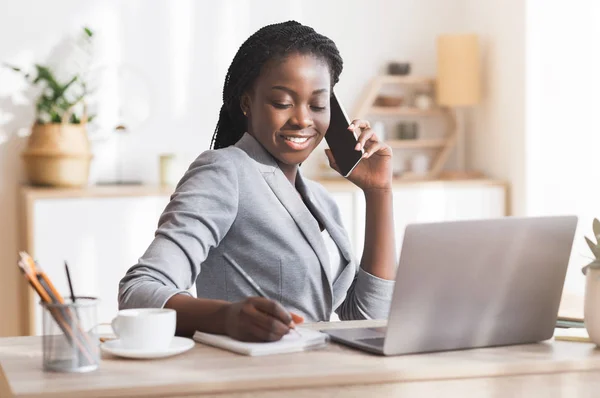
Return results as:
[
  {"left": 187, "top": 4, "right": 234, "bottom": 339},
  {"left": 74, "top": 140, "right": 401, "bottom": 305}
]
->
[{"left": 118, "top": 133, "right": 394, "bottom": 321}]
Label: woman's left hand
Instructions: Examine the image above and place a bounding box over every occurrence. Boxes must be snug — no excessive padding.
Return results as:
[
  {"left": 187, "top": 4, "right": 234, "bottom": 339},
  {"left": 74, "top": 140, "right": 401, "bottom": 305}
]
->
[{"left": 325, "top": 119, "right": 393, "bottom": 191}]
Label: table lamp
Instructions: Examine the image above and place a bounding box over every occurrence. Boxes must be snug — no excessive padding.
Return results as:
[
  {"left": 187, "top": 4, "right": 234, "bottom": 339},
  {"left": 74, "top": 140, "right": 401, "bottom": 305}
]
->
[{"left": 436, "top": 34, "right": 481, "bottom": 173}]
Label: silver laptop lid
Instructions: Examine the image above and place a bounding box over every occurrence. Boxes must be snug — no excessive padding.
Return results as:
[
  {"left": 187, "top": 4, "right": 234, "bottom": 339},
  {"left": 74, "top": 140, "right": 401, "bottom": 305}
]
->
[{"left": 384, "top": 215, "right": 578, "bottom": 355}]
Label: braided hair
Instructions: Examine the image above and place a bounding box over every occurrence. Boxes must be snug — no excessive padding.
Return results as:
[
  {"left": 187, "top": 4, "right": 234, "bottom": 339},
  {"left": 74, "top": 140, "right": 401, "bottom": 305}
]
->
[{"left": 210, "top": 21, "right": 343, "bottom": 150}]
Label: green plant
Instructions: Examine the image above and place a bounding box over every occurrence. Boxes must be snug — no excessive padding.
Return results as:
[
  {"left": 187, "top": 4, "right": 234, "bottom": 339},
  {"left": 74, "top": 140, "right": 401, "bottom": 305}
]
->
[
  {"left": 583, "top": 218, "right": 600, "bottom": 275},
  {"left": 3, "top": 26, "right": 95, "bottom": 125}
]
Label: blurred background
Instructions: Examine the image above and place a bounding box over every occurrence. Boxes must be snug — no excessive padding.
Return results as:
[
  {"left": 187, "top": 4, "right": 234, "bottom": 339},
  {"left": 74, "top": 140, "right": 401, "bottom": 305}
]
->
[{"left": 1, "top": 0, "right": 599, "bottom": 336}]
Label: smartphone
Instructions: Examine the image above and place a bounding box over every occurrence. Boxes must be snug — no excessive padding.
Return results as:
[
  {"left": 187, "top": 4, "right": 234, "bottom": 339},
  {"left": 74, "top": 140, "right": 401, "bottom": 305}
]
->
[{"left": 324, "top": 92, "right": 363, "bottom": 177}]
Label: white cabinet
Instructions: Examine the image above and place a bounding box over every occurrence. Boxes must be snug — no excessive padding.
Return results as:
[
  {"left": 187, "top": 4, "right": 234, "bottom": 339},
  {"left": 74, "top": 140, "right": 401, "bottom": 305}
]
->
[
  {"left": 330, "top": 181, "right": 507, "bottom": 260},
  {"left": 31, "top": 197, "right": 169, "bottom": 336},
  {"left": 19, "top": 186, "right": 173, "bottom": 336},
  {"left": 15, "top": 180, "right": 506, "bottom": 336}
]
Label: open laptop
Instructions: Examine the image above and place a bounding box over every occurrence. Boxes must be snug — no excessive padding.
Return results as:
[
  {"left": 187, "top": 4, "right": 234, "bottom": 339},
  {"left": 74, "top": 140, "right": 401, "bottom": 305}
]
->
[{"left": 325, "top": 215, "right": 578, "bottom": 356}]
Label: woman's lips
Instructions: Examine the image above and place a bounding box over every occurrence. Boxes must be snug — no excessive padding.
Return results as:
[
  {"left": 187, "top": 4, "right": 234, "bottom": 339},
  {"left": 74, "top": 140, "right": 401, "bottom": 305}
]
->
[{"left": 279, "top": 134, "right": 314, "bottom": 151}]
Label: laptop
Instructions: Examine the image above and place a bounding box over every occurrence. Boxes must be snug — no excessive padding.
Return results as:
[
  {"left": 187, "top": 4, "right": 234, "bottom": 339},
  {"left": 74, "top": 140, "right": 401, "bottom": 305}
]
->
[{"left": 325, "top": 215, "right": 578, "bottom": 356}]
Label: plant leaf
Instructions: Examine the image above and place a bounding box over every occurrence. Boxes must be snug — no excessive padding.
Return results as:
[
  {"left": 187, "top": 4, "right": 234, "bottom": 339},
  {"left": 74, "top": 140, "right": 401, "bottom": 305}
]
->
[
  {"left": 53, "top": 75, "right": 78, "bottom": 100},
  {"left": 585, "top": 236, "right": 600, "bottom": 258},
  {"left": 32, "top": 65, "right": 61, "bottom": 93},
  {"left": 84, "top": 27, "right": 93, "bottom": 37},
  {"left": 3, "top": 63, "right": 21, "bottom": 72},
  {"left": 50, "top": 111, "right": 61, "bottom": 123},
  {"left": 593, "top": 218, "right": 600, "bottom": 239}
]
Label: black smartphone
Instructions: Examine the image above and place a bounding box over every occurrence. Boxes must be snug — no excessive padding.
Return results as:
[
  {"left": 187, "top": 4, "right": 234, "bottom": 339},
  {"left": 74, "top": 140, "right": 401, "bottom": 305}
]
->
[{"left": 325, "top": 92, "right": 363, "bottom": 177}]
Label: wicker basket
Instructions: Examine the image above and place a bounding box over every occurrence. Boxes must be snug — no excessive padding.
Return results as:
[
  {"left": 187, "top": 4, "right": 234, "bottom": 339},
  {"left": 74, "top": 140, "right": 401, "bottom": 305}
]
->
[{"left": 22, "top": 123, "right": 93, "bottom": 187}]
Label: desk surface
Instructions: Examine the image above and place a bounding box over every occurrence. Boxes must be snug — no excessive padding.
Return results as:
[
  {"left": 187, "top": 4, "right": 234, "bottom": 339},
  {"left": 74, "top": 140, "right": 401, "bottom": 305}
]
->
[{"left": 1, "top": 320, "right": 599, "bottom": 398}]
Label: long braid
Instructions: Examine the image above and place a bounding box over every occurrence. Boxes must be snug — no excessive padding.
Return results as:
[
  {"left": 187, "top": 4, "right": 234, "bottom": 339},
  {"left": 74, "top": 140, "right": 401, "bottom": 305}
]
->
[{"left": 210, "top": 21, "right": 343, "bottom": 150}]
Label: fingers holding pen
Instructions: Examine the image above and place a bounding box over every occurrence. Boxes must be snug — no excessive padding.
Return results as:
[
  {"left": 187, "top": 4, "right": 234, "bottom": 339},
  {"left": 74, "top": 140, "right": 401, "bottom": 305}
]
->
[{"left": 226, "top": 297, "right": 298, "bottom": 342}]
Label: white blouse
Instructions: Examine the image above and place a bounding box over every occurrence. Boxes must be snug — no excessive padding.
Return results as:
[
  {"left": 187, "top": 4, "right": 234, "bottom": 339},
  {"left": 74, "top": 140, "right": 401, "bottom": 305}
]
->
[{"left": 321, "top": 229, "right": 346, "bottom": 283}]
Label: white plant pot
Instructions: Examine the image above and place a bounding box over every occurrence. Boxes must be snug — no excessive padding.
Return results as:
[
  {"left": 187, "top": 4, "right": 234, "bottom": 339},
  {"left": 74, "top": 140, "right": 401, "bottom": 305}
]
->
[{"left": 584, "top": 267, "right": 600, "bottom": 345}]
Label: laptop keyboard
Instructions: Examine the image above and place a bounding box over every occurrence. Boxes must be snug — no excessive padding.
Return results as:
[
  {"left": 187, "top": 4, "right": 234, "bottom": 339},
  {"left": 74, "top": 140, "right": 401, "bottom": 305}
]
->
[{"left": 357, "top": 337, "right": 385, "bottom": 347}]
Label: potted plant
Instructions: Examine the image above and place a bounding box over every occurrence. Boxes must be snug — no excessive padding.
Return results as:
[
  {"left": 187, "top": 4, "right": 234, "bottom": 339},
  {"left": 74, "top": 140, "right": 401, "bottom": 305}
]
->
[
  {"left": 4, "top": 26, "right": 95, "bottom": 187},
  {"left": 582, "top": 218, "right": 600, "bottom": 345}
]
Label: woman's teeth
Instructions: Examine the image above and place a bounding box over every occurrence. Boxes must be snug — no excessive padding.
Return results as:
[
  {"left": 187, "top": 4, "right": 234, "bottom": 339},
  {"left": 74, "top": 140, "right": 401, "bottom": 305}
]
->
[{"left": 283, "top": 136, "right": 309, "bottom": 143}]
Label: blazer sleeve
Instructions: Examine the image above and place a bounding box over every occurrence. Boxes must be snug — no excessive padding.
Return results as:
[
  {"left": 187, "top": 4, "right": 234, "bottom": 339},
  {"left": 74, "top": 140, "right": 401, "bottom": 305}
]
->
[
  {"left": 335, "top": 268, "right": 395, "bottom": 321},
  {"left": 118, "top": 150, "right": 239, "bottom": 309}
]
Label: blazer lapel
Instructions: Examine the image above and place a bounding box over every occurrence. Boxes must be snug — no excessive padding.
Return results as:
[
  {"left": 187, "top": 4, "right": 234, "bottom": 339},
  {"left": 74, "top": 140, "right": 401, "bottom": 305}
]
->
[
  {"left": 235, "top": 134, "right": 335, "bottom": 289},
  {"left": 295, "top": 173, "right": 354, "bottom": 266}
]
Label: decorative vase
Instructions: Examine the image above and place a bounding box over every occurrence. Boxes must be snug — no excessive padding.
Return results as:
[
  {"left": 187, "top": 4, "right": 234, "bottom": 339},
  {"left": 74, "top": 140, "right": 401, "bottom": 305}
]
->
[
  {"left": 584, "top": 267, "right": 600, "bottom": 346},
  {"left": 388, "top": 62, "right": 411, "bottom": 76},
  {"left": 22, "top": 122, "right": 93, "bottom": 187}
]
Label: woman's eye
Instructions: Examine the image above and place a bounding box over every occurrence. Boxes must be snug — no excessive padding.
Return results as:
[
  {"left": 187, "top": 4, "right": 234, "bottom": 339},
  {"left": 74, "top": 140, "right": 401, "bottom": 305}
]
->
[
  {"left": 311, "top": 105, "right": 326, "bottom": 111},
  {"left": 272, "top": 102, "right": 292, "bottom": 109}
]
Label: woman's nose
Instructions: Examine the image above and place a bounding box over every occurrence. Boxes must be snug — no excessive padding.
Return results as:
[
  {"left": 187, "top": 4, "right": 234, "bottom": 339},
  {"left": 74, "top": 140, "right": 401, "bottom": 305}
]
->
[{"left": 290, "top": 106, "right": 313, "bottom": 129}]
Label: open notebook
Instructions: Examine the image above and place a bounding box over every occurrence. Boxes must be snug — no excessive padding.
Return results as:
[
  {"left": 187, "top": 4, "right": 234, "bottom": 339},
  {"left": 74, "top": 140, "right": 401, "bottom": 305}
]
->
[{"left": 193, "top": 328, "right": 329, "bottom": 356}]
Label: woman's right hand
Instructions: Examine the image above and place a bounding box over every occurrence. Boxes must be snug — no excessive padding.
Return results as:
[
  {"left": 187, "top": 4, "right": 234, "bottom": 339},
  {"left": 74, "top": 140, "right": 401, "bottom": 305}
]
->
[{"left": 224, "top": 297, "right": 303, "bottom": 342}]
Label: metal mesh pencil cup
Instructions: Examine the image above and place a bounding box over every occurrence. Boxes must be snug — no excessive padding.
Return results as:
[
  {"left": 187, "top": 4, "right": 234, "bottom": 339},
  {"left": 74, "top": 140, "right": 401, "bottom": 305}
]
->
[{"left": 40, "top": 296, "right": 100, "bottom": 372}]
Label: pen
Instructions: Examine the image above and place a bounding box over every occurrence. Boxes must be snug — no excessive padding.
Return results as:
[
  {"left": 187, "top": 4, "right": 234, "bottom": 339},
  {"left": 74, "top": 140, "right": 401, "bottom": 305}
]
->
[
  {"left": 64, "top": 261, "right": 77, "bottom": 304},
  {"left": 222, "top": 252, "right": 302, "bottom": 337}
]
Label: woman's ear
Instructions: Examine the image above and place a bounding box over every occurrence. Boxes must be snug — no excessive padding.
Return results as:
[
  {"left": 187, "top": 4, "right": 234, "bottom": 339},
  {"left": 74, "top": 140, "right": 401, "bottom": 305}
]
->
[{"left": 240, "top": 92, "right": 251, "bottom": 117}]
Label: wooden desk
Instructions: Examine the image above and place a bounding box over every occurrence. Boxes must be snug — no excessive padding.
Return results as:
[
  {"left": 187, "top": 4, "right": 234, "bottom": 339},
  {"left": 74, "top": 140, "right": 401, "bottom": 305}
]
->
[{"left": 1, "top": 320, "right": 599, "bottom": 398}]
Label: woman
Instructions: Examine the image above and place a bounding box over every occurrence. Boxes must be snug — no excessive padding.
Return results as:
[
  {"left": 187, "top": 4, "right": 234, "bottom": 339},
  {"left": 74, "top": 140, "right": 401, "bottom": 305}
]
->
[{"left": 119, "top": 21, "right": 396, "bottom": 342}]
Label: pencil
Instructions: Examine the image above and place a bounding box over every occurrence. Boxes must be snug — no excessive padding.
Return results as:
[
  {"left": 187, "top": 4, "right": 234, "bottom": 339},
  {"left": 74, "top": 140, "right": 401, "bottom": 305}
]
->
[
  {"left": 18, "top": 253, "right": 96, "bottom": 365},
  {"left": 19, "top": 267, "right": 94, "bottom": 365},
  {"left": 222, "top": 252, "right": 269, "bottom": 298},
  {"left": 222, "top": 252, "right": 301, "bottom": 337},
  {"left": 36, "top": 274, "right": 84, "bottom": 366}
]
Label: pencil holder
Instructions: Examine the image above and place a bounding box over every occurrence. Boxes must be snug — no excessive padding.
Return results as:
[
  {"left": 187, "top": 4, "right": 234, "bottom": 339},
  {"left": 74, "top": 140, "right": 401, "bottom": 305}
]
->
[{"left": 40, "top": 296, "right": 100, "bottom": 372}]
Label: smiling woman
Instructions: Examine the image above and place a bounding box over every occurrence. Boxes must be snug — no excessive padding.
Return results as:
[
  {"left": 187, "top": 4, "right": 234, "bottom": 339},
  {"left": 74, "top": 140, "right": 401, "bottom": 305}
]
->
[
  {"left": 118, "top": 21, "right": 397, "bottom": 343},
  {"left": 210, "top": 22, "right": 343, "bottom": 183},
  {"left": 241, "top": 56, "right": 331, "bottom": 175}
]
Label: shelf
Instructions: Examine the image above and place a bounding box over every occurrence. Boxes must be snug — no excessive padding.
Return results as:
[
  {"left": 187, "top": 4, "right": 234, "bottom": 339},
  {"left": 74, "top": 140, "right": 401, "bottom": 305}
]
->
[
  {"left": 396, "top": 172, "right": 433, "bottom": 180},
  {"left": 21, "top": 184, "right": 175, "bottom": 200},
  {"left": 370, "top": 107, "right": 445, "bottom": 116},
  {"left": 354, "top": 74, "right": 457, "bottom": 179},
  {"left": 315, "top": 176, "right": 506, "bottom": 190},
  {"left": 386, "top": 139, "right": 447, "bottom": 149},
  {"left": 378, "top": 75, "right": 435, "bottom": 85}
]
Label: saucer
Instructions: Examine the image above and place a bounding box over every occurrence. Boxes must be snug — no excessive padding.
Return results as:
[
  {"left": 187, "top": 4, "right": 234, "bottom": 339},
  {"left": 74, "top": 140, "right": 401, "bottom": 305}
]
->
[{"left": 100, "top": 336, "right": 195, "bottom": 359}]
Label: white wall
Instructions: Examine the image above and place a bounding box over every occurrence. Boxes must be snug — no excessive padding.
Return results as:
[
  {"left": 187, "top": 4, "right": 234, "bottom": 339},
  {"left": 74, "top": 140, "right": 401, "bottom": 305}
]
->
[
  {"left": 526, "top": 0, "right": 600, "bottom": 295},
  {"left": 0, "top": 0, "right": 467, "bottom": 336},
  {"left": 460, "top": 0, "right": 598, "bottom": 298},
  {"left": 462, "top": 0, "right": 526, "bottom": 217}
]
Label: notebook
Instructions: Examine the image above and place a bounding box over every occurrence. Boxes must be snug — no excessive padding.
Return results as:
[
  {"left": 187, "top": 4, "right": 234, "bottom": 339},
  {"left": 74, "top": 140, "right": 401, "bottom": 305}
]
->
[
  {"left": 192, "top": 327, "right": 329, "bottom": 356},
  {"left": 553, "top": 327, "right": 591, "bottom": 343}
]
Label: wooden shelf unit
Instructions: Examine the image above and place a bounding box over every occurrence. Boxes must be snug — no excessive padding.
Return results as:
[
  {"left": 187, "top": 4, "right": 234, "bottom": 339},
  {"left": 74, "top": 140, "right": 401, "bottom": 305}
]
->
[
  {"left": 386, "top": 139, "right": 447, "bottom": 149},
  {"left": 369, "top": 107, "right": 445, "bottom": 116},
  {"left": 376, "top": 75, "right": 436, "bottom": 85},
  {"left": 354, "top": 75, "right": 457, "bottom": 180}
]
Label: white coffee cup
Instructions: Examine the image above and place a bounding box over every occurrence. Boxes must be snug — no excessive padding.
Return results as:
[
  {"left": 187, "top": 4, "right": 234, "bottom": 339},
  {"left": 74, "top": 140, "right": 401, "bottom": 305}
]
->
[{"left": 111, "top": 308, "right": 176, "bottom": 351}]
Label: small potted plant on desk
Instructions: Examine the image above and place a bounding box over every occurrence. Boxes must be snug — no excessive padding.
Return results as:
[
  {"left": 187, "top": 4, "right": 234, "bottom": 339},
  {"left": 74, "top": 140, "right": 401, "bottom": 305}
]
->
[
  {"left": 582, "top": 218, "right": 600, "bottom": 346},
  {"left": 4, "top": 26, "right": 95, "bottom": 187}
]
